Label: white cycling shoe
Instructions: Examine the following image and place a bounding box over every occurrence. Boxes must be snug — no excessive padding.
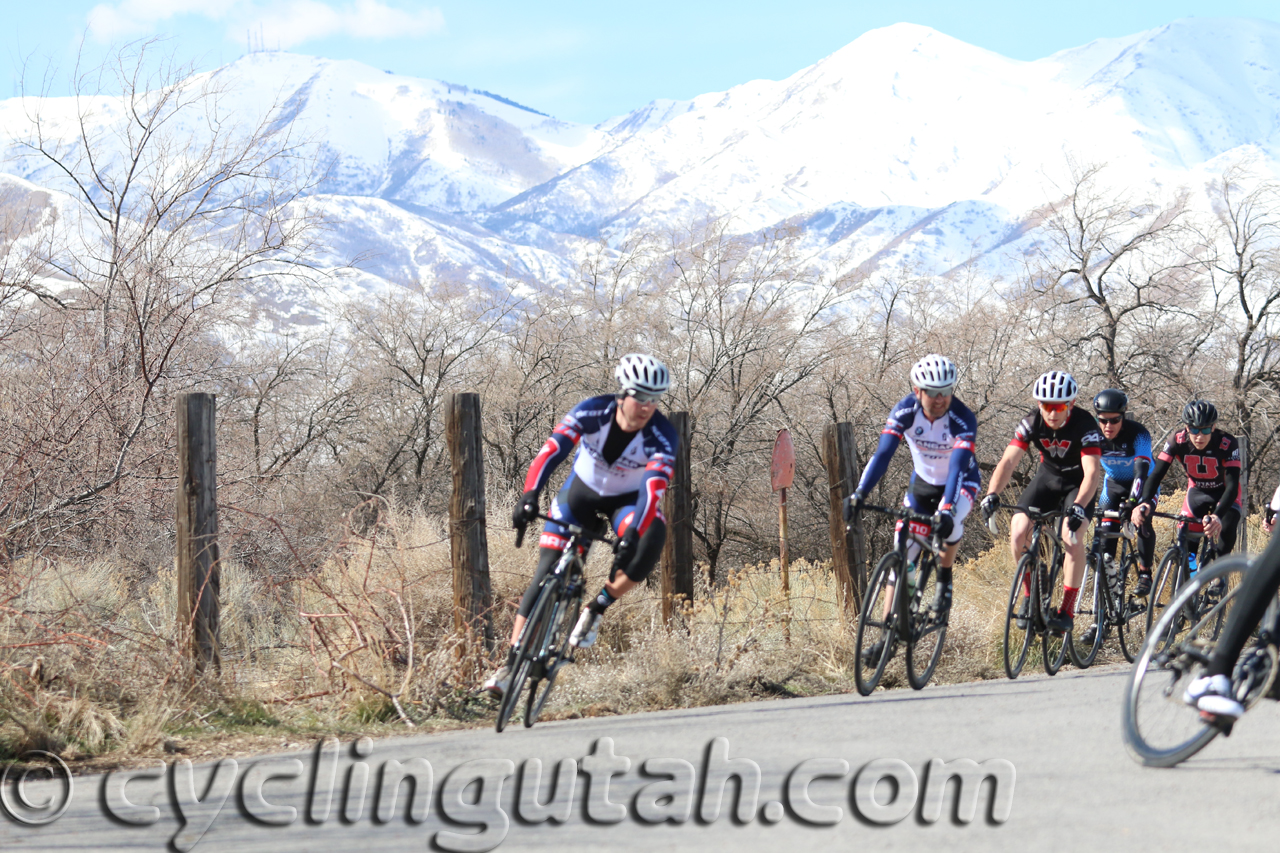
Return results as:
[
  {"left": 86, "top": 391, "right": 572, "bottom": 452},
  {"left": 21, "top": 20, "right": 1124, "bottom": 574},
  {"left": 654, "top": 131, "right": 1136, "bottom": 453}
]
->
[
  {"left": 570, "top": 609, "right": 603, "bottom": 648},
  {"left": 1183, "top": 674, "right": 1244, "bottom": 721},
  {"left": 483, "top": 664, "right": 512, "bottom": 699}
]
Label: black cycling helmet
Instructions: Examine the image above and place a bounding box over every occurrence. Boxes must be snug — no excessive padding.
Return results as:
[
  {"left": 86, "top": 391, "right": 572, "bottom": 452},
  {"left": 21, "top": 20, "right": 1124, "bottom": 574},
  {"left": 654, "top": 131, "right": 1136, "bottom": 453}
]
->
[
  {"left": 1183, "top": 400, "right": 1218, "bottom": 428},
  {"left": 1093, "top": 389, "right": 1128, "bottom": 414}
]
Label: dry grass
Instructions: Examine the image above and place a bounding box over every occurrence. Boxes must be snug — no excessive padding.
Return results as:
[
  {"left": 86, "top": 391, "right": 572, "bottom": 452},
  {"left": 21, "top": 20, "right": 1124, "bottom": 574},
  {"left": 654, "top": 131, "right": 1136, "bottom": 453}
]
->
[{"left": 0, "top": 491, "right": 1269, "bottom": 768}]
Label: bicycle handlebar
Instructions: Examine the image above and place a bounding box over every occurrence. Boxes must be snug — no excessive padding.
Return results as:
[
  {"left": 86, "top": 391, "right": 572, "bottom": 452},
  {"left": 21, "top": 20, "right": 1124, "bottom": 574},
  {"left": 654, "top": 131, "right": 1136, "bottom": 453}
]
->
[
  {"left": 856, "top": 503, "right": 946, "bottom": 553},
  {"left": 514, "top": 513, "right": 618, "bottom": 550}
]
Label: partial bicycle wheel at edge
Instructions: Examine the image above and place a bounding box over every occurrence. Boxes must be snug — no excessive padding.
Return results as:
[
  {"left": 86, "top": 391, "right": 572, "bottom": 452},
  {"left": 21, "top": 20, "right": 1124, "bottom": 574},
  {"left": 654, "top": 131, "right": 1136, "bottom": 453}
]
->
[
  {"left": 855, "top": 552, "right": 901, "bottom": 695},
  {"left": 1123, "top": 556, "right": 1250, "bottom": 767},
  {"left": 906, "top": 553, "right": 948, "bottom": 690},
  {"left": 1003, "top": 553, "right": 1034, "bottom": 679}
]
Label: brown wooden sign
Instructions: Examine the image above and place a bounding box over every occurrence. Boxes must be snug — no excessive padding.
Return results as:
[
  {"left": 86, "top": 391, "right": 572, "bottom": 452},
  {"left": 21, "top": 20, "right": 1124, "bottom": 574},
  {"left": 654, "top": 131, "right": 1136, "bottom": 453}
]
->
[{"left": 771, "top": 428, "right": 795, "bottom": 492}]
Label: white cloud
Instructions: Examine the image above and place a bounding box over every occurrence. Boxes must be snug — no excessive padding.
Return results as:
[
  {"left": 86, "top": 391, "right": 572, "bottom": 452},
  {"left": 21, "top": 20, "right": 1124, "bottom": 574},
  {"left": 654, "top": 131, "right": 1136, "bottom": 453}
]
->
[
  {"left": 86, "top": 0, "right": 443, "bottom": 47},
  {"left": 245, "top": 0, "right": 445, "bottom": 49}
]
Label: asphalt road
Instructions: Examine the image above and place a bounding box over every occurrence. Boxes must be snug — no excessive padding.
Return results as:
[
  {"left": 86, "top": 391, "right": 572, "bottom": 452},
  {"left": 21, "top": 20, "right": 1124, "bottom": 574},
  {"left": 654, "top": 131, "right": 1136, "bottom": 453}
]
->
[{"left": 4, "top": 663, "right": 1280, "bottom": 852}]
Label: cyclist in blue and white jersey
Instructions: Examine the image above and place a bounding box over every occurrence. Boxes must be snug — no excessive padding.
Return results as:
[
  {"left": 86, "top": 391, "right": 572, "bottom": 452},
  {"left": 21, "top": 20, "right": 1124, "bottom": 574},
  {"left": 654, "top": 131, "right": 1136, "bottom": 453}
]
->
[
  {"left": 844, "top": 354, "right": 981, "bottom": 629},
  {"left": 1081, "top": 389, "right": 1154, "bottom": 644},
  {"left": 484, "top": 354, "right": 679, "bottom": 699}
]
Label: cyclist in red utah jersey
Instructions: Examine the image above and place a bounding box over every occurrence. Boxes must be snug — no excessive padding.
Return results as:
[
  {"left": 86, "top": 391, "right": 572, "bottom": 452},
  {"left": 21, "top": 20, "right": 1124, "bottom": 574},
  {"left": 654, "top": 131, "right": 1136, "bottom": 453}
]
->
[
  {"left": 1133, "top": 400, "right": 1242, "bottom": 555},
  {"left": 484, "top": 354, "right": 678, "bottom": 700},
  {"left": 980, "top": 371, "right": 1103, "bottom": 635}
]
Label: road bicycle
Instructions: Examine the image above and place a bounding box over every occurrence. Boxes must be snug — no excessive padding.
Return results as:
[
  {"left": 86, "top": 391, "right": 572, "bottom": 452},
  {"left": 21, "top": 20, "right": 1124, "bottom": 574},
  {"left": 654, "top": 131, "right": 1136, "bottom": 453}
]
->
[
  {"left": 495, "top": 513, "right": 612, "bottom": 732},
  {"left": 853, "top": 503, "right": 951, "bottom": 694},
  {"left": 990, "top": 503, "right": 1070, "bottom": 679},
  {"left": 1122, "top": 554, "right": 1277, "bottom": 767},
  {"left": 1146, "top": 511, "right": 1224, "bottom": 654},
  {"left": 1072, "top": 508, "right": 1151, "bottom": 667}
]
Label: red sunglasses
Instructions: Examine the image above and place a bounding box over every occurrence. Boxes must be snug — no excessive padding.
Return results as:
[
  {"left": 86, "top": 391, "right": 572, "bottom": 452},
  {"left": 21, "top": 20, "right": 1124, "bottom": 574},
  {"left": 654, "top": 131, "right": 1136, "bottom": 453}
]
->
[{"left": 1039, "top": 401, "right": 1072, "bottom": 414}]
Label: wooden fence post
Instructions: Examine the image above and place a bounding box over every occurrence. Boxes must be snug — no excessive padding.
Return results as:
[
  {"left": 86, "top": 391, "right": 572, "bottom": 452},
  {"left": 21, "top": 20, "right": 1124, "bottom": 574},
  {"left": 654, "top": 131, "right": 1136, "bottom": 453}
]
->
[
  {"left": 176, "top": 392, "right": 220, "bottom": 673},
  {"left": 661, "top": 411, "right": 694, "bottom": 624},
  {"left": 824, "top": 422, "right": 867, "bottom": 616},
  {"left": 447, "top": 393, "right": 494, "bottom": 657}
]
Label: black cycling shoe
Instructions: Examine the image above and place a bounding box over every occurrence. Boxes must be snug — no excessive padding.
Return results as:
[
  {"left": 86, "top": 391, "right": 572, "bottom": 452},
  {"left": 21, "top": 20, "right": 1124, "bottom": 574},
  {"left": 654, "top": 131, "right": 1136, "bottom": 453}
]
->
[
  {"left": 861, "top": 638, "right": 892, "bottom": 667},
  {"left": 931, "top": 582, "right": 953, "bottom": 619},
  {"left": 1015, "top": 596, "right": 1031, "bottom": 630},
  {"left": 1045, "top": 608, "right": 1074, "bottom": 637},
  {"left": 1081, "top": 623, "right": 1099, "bottom": 646},
  {"left": 1134, "top": 572, "right": 1152, "bottom": 597}
]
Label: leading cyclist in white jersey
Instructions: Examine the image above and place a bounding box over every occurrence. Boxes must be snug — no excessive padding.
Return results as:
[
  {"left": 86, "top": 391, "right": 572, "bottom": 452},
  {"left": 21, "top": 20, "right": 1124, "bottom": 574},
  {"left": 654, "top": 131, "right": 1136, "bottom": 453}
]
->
[{"left": 844, "top": 355, "right": 982, "bottom": 624}]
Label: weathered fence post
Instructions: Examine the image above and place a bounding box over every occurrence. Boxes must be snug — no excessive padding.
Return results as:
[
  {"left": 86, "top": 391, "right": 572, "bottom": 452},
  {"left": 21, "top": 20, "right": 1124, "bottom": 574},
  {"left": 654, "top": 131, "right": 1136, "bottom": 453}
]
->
[
  {"left": 1240, "top": 433, "right": 1250, "bottom": 555},
  {"left": 661, "top": 412, "right": 694, "bottom": 625},
  {"left": 176, "top": 392, "right": 220, "bottom": 673},
  {"left": 824, "top": 422, "right": 867, "bottom": 616},
  {"left": 447, "top": 393, "right": 494, "bottom": 659}
]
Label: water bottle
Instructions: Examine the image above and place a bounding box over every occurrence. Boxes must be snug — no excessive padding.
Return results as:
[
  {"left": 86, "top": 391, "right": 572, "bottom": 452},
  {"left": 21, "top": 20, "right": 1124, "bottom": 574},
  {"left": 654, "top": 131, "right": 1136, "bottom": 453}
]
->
[
  {"left": 906, "top": 561, "right": 918, "bottom": 595},
  {"left": 1187, "top": 551, "right": 1198, "bottom": 577}
]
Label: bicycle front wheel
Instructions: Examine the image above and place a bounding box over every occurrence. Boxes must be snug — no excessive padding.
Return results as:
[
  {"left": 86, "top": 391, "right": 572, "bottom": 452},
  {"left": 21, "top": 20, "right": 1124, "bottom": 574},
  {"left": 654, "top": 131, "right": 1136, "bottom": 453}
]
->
[
  {"left": 1042, "top": 544, "right": 1069, "bottom": 676},
  {"left": 906, "top": 553, "right": 948, "bottom": 690},
  {"left": 855, "top": 552, "right": 901, "bottom": 695},
  {"left": 1123, "top": 556, "right": 1250, "bottom": 767},
  {"left": 1003, "top": 553, "right": 1035, "bottom": 679},
  {"left": 495, "top": 577, "right": 559, "bottom": 732},
  {"left": 1147, "top": 547, "right": 1187, "bottom": 655},
  {"left": 525, "top": 589, "right": 583, "bottom": 727},
  {"left": 1118, "top": 544, "right": 1148, "bottom": 663},
  {"left": 1069, "top": 550, "right": 1105, "bottom": 669}
]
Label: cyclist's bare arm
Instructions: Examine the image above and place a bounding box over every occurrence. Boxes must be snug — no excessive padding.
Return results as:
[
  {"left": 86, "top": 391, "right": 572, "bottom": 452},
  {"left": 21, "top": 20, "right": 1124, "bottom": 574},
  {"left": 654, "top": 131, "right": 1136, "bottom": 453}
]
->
[
  {"left": 1077, "top": 453, "right": 1102, "bottom": 506},
  {"left": 986, "top": 444, "right": 1027, "bottom": 498}
]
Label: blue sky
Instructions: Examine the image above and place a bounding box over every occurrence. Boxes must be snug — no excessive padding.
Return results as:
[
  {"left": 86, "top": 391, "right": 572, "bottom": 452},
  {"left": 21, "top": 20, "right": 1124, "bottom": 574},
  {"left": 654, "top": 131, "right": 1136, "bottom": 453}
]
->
[{"left": 7, "top": 1, "right": 1280, "bottom": 124}]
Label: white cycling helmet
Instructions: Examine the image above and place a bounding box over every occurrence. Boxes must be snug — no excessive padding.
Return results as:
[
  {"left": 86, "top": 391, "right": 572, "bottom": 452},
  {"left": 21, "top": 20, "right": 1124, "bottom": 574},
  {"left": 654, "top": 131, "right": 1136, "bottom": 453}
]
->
[
  {"left": 1032, "top": 370, "right": 1078, "bottom": 403},
  {"left": 615, "top": 353, "right": 670, "bottom": 402},
  {"left": 910, "top": 354, "right": 957, "bottom": 393}
]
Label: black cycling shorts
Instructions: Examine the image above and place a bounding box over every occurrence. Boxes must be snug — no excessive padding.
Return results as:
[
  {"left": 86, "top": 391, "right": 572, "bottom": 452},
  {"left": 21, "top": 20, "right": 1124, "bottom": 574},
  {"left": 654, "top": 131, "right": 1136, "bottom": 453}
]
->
[{"left": 1016, "top": 466, "right": 1096, "bottom": 518}]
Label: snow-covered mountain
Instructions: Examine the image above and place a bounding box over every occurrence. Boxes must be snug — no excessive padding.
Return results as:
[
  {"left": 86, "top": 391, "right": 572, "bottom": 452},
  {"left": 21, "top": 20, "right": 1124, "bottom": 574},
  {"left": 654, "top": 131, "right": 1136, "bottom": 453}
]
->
[{"left": 4, "top": 17, "right": 1280, "bottom": 302}]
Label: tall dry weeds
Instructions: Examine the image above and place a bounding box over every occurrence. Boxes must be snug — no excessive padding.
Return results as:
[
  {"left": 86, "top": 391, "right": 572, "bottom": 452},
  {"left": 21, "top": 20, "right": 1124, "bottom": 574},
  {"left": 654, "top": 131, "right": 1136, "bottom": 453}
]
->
[{"left": 0, "top": 491, "right": 1271, "bottom": 764}]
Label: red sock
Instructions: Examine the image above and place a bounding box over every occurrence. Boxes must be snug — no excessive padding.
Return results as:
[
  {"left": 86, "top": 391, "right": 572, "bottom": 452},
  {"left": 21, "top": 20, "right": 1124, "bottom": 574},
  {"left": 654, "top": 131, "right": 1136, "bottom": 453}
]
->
[
  {"left": 1022, "top": 573, "right": 1031, "bottom": 596},
  {"left": 1061, "top": 586, "right": 1079, "bottom": 618}
]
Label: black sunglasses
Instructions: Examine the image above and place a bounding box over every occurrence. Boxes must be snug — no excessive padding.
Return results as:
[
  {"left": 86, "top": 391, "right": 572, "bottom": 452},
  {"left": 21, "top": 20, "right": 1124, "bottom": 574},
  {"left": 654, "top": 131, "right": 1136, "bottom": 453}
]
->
[
  {"left": 1187, "top": 425, "right": 1214, "bottom": 435},
  {"left": 1097, "top": 416, "right": 1123, "bottom": 426}
]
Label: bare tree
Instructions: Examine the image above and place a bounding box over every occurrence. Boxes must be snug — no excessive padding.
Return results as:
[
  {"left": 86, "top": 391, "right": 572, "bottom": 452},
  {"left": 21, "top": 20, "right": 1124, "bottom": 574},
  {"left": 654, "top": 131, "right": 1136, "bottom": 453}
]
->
[{"left": 0, "top": 41, "right": 323, "bottom": 550}]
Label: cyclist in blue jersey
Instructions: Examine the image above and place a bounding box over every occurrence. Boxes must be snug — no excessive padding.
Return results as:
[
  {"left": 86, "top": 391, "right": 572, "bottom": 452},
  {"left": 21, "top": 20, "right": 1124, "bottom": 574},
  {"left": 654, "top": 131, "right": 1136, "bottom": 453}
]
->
[
  {"left": 844, "top": 354, "right": 981, "bottom": 651},
  {"left": 484, "top": 354, "right": 679, "bottom": 699},
  {"left": 1082, "top": 389, "right": 1154, "bottom": 644}
]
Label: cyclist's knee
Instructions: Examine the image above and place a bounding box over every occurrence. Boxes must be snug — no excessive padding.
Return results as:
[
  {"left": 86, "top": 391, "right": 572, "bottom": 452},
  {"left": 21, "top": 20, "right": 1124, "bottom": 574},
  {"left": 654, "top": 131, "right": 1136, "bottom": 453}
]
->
[
  {"left": 620, "top": 519, "right": 666, "bottom": 582},
  {"left": 517, "top": 546, "right": 564, "bottom": 617}
]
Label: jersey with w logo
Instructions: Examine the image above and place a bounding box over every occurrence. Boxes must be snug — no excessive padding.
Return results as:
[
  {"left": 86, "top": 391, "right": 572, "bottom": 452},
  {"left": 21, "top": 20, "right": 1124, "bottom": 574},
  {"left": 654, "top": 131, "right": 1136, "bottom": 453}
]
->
[{"left": 1010, "top": 407, "right": 1103, "bottom": 477}]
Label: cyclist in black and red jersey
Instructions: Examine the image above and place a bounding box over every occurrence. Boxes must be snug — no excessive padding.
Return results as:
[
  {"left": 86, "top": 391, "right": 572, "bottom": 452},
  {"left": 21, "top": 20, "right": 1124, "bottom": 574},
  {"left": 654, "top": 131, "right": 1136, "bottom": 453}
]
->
[
  {"left": 1132, "top": 400, "right": 1242, "bottom": 555},
  {"left": 980, "top": 371, "right": 1103, "bottom": 635}
]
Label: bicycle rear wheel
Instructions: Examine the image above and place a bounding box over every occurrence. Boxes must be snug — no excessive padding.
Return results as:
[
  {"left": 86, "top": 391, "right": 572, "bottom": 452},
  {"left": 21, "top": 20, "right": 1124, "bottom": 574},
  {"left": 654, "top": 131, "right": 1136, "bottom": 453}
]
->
[
  {"left": 1003, "top": 553, "right": 1035, "bottom": 679},
  {"left": 1123, "top": 556, "right": 1249, "bottom": 767},
  {"left": 1042, "top": 545, "right": 1068, "bottom": 676},
  {"left": 496, "top": 578, "right": 559, "bottom": 732},
  {"left": 524, "top": 590, "right": 583, "bottom": 727},
  {"left": 856, "top": 553, "right": 901, "bottom": 695},
  {"left": 1069, "top": 550, "right": 1105, "bottom": 668},
  {"left": 906, "top": 553, "right": 948, "bottom": 690}
]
